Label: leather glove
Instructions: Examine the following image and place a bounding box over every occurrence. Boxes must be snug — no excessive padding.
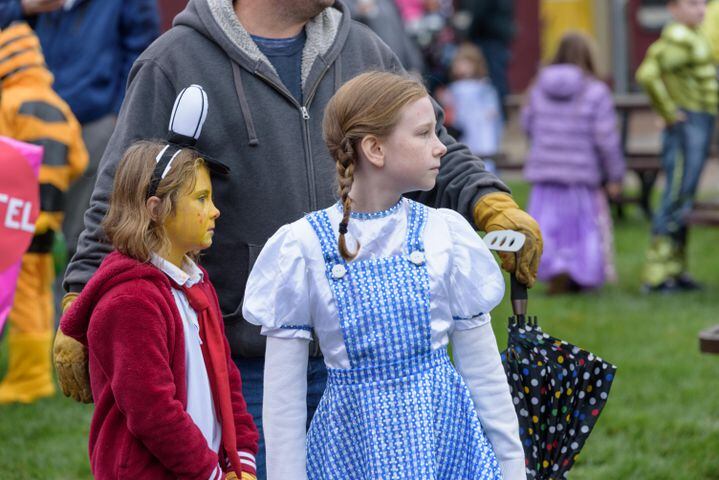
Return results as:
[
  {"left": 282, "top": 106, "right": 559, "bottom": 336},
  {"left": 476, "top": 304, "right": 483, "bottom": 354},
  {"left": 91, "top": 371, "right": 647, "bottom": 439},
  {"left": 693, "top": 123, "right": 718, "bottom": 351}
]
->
[
  {"left": 473, "top": 192, "right": 543, "bottom": 288},
  {"left": 225, "top": 473, "right": 257, "bottom": 480},
  {"left": 53, "top": 292, "right": 93, "bottom": 403}
]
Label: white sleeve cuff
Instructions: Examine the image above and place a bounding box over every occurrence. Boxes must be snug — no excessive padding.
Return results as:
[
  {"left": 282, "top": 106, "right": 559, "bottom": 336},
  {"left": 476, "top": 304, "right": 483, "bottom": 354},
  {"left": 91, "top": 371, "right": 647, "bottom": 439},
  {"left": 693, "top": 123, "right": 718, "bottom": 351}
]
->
[
  {"left": 261, "top": 325, "right": 313, "bottom": 341},
  {"left": 263, "top": 337, "right": 310, "bottom": 480},
  {"left": 453, "top": 312, "right": 492, "bottom": 331},
  {"left": 500, "top": 457, "right": 528, "bottom": 480}
]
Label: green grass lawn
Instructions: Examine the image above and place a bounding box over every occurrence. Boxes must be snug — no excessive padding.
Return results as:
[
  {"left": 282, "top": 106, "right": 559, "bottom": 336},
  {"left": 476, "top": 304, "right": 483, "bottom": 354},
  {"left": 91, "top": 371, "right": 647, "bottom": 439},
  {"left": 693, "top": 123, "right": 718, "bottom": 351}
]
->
[{"left": 1, "top": 182, "right": 718, "bottom": 479}]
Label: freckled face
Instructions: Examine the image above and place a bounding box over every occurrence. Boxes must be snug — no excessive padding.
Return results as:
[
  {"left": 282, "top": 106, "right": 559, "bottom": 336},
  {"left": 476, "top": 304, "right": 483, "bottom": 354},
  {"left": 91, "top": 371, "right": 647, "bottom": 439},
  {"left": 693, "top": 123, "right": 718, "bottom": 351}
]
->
[
  {"left": 163, "top": 165, "right": 220, "bottom": 256},
  {"left": 380, "top": 96, "right": 448, "bottom": 193}
]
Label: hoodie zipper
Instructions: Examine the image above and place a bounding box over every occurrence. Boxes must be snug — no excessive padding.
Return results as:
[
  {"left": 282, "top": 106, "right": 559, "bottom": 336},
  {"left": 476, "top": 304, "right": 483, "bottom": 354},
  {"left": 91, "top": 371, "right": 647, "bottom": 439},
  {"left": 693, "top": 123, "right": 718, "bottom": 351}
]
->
[
  {"left": 299, "top": 64, "right": 331, "bottom": 211},
  {"left": 255, "top": 64, "right": 330, "bottom": 211}
]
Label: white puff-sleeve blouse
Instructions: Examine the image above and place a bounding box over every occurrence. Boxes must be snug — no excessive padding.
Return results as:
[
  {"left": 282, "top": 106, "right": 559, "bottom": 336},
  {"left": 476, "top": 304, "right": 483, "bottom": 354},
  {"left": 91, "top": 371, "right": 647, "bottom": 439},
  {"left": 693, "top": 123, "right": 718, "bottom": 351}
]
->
[{"left": 243, "top": 198, "right": 505, "bottom": 369}]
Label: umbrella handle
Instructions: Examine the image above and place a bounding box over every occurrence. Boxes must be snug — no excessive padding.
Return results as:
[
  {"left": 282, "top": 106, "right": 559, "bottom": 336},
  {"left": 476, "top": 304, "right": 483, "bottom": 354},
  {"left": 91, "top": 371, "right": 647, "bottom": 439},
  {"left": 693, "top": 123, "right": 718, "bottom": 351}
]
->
[{"left": 510, "top": 272, "right": 528, "bottom": 317}]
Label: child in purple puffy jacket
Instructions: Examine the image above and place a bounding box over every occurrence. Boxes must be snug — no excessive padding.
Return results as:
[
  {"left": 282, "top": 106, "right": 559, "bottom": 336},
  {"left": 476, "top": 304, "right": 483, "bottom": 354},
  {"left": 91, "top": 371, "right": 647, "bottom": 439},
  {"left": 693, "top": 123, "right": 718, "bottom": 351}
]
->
[{"left": 521, "top": 32, "right": 625, "bottom": 293}]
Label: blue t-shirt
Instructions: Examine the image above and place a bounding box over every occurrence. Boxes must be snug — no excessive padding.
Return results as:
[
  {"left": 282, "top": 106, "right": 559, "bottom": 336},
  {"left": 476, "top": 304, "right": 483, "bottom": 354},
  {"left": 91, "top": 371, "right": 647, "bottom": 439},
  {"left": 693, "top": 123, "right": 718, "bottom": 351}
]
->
[{"left": 251, "top": 30, "right": 306, "bottom": 103}]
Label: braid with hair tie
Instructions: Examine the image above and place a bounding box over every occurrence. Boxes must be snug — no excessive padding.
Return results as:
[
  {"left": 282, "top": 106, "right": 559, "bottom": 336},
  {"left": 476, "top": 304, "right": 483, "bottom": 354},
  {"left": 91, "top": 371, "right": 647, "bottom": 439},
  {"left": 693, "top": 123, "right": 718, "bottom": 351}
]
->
[{"left": 336, "top": 137, "right": 359, "bottom": 261}]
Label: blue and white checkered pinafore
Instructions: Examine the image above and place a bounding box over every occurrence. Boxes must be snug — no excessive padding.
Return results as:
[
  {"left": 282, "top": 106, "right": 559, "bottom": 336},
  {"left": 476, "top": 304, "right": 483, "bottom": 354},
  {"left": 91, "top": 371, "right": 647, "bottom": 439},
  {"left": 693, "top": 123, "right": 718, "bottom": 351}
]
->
[{"left": 305, "top": 200, "right": 503, "bottom": 480}]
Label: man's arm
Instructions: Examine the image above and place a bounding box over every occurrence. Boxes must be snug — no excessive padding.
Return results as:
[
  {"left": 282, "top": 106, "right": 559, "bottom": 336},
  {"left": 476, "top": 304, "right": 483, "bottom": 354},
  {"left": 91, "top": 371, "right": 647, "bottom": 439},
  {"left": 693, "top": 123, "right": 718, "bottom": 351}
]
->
[
  {"left": 378, "top": 35, "right": 507, "bottom": 223},
  {"left": 114, "top": 0, "right": 160, "bottom": 113},
  {"left": 702, "top": 1, "right": 719, "bottom": 63},
  {"left": 57, "top": 59, "right": 177, "bottom": 403},
  {"left": 378, "top": 50, "right": 541, "bottom": 286},
  {"left": 63, "top": 59, "right": 177, "bottom": 293},
  {"left": 636, "top": 44, "right": 684, "bottom": 124},
  {"left": 637, "top": 25, "right": 694, "bottom": 124},
  {"left": 410, "top": 95, "right": 510, "bottom": 221}
]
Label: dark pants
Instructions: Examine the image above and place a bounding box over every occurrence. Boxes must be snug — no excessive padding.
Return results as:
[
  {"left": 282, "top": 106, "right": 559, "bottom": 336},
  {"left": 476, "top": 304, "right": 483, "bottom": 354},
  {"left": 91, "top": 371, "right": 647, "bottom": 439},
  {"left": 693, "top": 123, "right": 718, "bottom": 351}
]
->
[
  {"left": 652, "top": 110, "right": 715, "bottom": 245},
  {"left": 474, "top": 38, "right": 510, "bottom": 113},
  {"left": 235, "top": 355, "right": 328, "bottom": 480}
]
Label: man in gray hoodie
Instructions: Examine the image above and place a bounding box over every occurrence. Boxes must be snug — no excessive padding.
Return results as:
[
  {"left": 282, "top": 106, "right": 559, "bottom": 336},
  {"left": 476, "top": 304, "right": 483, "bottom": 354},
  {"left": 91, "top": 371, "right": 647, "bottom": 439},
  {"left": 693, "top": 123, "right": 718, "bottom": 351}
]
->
[{"left": 54, "top": 0, "right": 542, "bottom": 477}]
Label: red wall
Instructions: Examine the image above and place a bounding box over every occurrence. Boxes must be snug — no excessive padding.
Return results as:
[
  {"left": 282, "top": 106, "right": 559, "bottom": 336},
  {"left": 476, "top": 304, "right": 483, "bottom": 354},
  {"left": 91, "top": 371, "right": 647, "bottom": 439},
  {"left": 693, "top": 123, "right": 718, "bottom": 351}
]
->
[
  {"left": 508, "top": 0, "right": 541, "bottom": 94},
  {"left": 157, "top": 0, "right": 188, "bottom": 32},
  {"left": 628, "top": 0, "right": 662, "bottom": 80}
]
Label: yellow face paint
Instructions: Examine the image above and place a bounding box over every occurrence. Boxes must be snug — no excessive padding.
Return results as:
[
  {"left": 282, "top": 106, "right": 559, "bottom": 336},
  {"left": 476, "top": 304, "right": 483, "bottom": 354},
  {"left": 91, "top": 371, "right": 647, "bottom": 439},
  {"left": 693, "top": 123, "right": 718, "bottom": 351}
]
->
[{"left": 163, "top": 165, "right": 220, "bottom": 266}]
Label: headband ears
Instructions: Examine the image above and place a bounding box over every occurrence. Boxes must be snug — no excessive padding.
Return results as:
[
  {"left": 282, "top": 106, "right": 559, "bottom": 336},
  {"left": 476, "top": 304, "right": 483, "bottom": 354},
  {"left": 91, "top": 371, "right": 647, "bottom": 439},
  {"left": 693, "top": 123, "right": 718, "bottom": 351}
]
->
[{"left": 146, "top": 84, "right": 229, "bottom": 198}]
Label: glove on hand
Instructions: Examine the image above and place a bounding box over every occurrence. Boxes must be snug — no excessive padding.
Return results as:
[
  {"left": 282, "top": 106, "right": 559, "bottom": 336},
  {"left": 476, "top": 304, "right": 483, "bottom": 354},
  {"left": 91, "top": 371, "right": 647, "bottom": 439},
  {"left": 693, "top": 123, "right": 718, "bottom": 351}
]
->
[
  {"left": 53, "top": 292, "right": 93, "bottom": 403},
  {"left": 474, "top": 192, "right": 543, "bottom": 288},
  {"left": 224, "top": 472, "right": 257, "bottom": 480}
]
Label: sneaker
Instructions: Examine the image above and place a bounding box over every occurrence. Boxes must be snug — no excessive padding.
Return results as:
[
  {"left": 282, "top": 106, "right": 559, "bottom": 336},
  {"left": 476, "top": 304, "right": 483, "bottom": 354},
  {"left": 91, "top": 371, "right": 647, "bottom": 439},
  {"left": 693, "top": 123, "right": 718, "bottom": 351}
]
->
[
  {"left": 641, "top": 279, "right": 681, "bottom": 294},
  {"left": 675, "top": 273, "right": 704, "bottom": 291}
]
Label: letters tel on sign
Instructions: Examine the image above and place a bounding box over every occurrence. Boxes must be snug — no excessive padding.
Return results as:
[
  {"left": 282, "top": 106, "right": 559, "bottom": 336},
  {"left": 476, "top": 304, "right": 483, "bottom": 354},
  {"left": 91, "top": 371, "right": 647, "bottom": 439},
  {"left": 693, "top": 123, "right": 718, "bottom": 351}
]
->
[{"left": 0, "top": 141, "right": 40, "bottom": 271}]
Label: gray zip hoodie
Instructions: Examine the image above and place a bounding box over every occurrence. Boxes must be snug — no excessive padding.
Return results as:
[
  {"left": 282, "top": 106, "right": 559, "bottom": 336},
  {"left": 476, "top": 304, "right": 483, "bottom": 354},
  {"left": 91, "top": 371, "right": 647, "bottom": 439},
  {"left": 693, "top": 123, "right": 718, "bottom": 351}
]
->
[{"left": 64, "top": 0, "right": 509, "bottom": 358}]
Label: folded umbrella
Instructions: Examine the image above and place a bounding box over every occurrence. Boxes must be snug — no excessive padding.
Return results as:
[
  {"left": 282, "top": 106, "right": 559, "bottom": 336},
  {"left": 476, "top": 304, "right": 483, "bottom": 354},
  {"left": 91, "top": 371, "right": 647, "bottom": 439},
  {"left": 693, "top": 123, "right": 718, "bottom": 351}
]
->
[{"left": 485, "top": 231, "right": 617, "bottom": 479}]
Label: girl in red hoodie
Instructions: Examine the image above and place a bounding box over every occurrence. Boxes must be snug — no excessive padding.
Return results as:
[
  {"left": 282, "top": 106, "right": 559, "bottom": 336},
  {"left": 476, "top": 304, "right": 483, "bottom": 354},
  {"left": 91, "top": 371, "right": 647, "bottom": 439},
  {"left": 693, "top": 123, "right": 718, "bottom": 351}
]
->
[{"left": 61, "top": 139, "right": 258, "bottom": 480}]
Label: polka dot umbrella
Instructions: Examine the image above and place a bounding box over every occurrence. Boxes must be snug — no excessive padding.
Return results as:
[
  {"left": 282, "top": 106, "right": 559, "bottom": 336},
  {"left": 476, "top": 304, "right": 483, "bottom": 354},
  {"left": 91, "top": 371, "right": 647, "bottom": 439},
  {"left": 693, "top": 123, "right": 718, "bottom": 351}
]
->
[
  {"left": 501, "top": 318, "right": 616, "bottom": 478},
  {"left": 485, "top": 231, "right": 617, "bottom": 479}
]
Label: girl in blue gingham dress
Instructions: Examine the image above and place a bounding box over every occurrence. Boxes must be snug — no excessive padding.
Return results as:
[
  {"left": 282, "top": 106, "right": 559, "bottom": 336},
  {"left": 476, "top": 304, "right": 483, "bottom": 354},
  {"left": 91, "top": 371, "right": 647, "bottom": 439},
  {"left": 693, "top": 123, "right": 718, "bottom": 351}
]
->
[{"left": 243, "top": 72, "right": 526, "bottom": 480}]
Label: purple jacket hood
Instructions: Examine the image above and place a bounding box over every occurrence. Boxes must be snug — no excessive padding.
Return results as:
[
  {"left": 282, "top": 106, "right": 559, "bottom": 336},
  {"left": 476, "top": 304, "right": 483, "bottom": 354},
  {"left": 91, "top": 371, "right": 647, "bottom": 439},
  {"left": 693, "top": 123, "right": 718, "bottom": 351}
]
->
[
  {"left": 537, "top": 64, "right": 586, "bottom": 100},
  {"left": 521, "top": 65, "right": 626, "bottom": 186}
]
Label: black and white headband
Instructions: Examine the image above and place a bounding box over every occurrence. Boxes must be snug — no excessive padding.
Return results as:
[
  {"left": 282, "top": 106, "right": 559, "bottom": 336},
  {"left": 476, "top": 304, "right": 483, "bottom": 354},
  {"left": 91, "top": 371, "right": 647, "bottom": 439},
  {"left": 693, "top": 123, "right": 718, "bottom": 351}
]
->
[{"left": 146, "top": 84, "right": 229, "bottom": 198}]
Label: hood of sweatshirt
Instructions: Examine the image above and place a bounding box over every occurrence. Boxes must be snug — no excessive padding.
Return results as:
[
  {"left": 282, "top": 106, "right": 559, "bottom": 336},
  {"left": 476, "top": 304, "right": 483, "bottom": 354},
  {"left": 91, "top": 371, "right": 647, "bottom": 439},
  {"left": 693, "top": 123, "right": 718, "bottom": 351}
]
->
[
  {"left": 170, "top": 0, "right": 348, "bottom": 147},
  {"left": 174, "top": 0, "right": 346, "bottom": 89},
  {"left": 61, "top": 251, "right": 170, "bottom": 344},
  {"left": 537, "top": 64, "right": 586, "bottom": 100}
]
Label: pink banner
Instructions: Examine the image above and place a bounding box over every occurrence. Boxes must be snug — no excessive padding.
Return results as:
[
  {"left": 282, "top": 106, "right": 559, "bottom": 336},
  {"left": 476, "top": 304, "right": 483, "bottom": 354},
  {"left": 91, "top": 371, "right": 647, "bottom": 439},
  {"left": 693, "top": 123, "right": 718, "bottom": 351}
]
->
[{"left": 0, "top": 137, "right": 42, "bottom": 332}]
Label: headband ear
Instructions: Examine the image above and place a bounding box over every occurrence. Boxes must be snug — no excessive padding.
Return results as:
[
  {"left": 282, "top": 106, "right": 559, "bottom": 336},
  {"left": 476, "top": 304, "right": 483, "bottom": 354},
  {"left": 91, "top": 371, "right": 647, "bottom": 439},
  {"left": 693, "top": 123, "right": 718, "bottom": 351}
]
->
[
  {"left": 146, "top": 85, "right": 229, "bottom": 199},
  {"left": 168, "top": 84, "right": 208, "bottom": 147},
  {"left": 146, "top": 145, "right": 182, "bottom": 198}
]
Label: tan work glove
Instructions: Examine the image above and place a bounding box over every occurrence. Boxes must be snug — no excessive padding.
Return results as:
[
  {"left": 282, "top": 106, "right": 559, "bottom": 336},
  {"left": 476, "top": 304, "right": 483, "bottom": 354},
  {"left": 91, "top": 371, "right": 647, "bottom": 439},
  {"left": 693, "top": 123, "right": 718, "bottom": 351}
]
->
[
  {"left": 53, "top": 292, "right": 93, "bottom": 403},
  {"left": 474, "top": 192, "right": 543, "bottom": 288},
  {"left": 225, "top": 472, "right": 257, "bottom": 480}
]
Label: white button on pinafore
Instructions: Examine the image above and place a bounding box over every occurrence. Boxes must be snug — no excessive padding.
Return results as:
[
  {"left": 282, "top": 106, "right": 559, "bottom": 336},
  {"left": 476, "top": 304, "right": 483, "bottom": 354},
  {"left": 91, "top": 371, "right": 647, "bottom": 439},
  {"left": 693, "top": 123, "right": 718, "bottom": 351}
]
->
[
  {"left": 409, "top": 250, "right": 425, "bottom": 265},
  {"left": 331, "top": 264, "right": 347, "bottom": 279}
]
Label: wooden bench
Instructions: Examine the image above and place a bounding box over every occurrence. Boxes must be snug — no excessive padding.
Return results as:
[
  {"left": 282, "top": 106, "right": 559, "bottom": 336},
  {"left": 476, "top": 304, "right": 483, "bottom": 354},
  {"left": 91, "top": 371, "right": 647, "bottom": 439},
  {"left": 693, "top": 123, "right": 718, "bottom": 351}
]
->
[
  {"left": 616, "top": 150, "right": 662, "bottom": 219},
  {"left": 699, "top": 324, "right": 719, "bottom": 354},
  {"left": 484, "top": 152, "right": 524, "bottom": 172},
  {"left": 612, "top": 94, "right": 663, "bottom": 219},
  {"left": 687, "top": 200, "right": 719, "bottom": 226}
]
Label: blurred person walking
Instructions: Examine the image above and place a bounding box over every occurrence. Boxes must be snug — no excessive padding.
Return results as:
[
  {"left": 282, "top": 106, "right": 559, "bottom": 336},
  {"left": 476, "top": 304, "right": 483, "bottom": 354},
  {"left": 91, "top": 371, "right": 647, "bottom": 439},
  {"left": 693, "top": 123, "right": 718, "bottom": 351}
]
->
[
  {"left": 0, "top": 22, "right": 87, "bottom": 404},
  {"left": 345, "top": 0, "right": 425, "bottom": 73},
  {"left": 438, "top": 43, "right": 503, "bottom": 162},
  {"left": 636, "top": 0, "right": 717, "bottom": 292},
  {"left": 522, "top": 32, "right": 625, "bottom": 294},
  {"left": 0, "top": 0, "right": 160, "bottom": 259},
  {"left": 457, "top": 0, "right": 515, "bottom": 111}
]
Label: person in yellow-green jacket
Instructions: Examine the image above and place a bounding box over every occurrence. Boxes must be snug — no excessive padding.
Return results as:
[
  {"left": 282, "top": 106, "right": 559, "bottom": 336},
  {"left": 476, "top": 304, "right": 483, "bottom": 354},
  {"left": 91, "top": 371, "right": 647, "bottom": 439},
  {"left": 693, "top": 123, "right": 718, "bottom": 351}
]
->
[
  {"left": 636, "top": 0, "right": 718, "bottom": 293},
  {"left": 0, "top": 22, "right": 88, "bottom": 404},
  {"left": 701, "top": 0, "right": 719, "bottom": 62}
]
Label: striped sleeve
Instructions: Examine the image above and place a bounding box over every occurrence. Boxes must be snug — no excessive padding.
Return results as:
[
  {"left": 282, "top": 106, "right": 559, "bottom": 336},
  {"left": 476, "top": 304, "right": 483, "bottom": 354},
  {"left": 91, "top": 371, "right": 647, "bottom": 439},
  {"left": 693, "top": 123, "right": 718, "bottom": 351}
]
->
[
  {"left": 224, "top": 450, "right": 257, "bottom": 477},
  {"left": 208, "top": 463, "right": 223, "bottom": 480}
]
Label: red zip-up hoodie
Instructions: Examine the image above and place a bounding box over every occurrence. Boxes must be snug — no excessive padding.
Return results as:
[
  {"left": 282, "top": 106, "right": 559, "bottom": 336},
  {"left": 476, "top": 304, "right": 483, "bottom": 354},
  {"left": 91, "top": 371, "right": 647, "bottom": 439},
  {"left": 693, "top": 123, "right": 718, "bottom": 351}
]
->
[{"left": 61, "top": 251, "right": 258, "bottom": 479}]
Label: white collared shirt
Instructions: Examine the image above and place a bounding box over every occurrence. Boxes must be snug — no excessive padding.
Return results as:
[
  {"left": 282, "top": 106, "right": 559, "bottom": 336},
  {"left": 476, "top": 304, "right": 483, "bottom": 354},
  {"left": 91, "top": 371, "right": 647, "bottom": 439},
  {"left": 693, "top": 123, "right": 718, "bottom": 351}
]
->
[{"left": 150, "top": 254, "right": 222, "bottom": 454}]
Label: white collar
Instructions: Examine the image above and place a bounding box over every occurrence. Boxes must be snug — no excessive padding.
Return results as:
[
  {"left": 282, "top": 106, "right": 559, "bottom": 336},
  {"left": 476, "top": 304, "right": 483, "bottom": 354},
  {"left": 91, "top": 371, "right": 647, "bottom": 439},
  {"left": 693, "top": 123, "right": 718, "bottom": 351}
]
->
[{"left": 150, "top": 253, "right": 204, "bottom": 288}]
